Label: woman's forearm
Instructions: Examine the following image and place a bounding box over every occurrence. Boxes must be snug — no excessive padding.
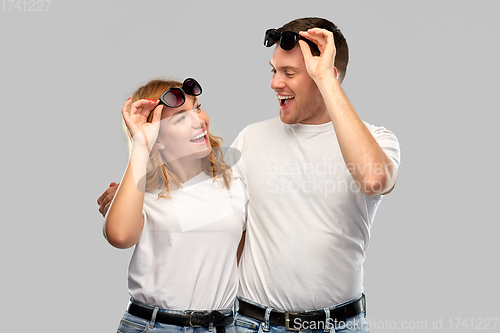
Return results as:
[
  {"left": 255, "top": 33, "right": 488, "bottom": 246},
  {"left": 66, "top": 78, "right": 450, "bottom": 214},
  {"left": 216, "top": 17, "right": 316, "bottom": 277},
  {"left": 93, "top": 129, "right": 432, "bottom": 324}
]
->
[{"left": 103, "top": 146, "right": 150, "bottom": 248}]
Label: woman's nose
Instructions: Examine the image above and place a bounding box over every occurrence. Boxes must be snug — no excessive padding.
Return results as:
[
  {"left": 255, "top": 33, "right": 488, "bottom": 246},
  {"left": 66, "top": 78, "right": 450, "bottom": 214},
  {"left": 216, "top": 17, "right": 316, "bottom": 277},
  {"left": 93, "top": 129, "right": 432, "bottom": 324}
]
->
[{"left": 190, "top": 111, "right": 204, "bottom": 128}]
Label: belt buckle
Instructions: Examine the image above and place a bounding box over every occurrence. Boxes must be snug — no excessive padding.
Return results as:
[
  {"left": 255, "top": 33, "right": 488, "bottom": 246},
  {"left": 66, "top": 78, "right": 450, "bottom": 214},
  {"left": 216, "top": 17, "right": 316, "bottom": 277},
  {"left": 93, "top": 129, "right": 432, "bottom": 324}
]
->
[
  {"left": 284, "top": 312, "right": 300, "bottom": 331},
  {"left": 189, "top": 311, "right": 205, "bottom": 327}
]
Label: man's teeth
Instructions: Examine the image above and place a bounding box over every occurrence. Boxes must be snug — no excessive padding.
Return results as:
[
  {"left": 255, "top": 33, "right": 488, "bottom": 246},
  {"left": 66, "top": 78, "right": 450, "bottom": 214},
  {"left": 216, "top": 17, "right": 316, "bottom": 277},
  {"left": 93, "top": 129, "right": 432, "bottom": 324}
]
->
[
  {"left": 190, "top": 130, "right": 207, "bottom": 141},
  {"left": 278, "top": 95, "right": 294, "bottom": 105}
]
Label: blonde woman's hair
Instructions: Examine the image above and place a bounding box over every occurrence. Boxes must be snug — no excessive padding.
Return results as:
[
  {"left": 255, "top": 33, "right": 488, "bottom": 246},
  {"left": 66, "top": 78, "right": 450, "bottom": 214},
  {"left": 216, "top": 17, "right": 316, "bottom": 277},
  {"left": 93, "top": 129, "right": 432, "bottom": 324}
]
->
[{"left": 124, "top": 78, "right": 232, "bottom": 198}]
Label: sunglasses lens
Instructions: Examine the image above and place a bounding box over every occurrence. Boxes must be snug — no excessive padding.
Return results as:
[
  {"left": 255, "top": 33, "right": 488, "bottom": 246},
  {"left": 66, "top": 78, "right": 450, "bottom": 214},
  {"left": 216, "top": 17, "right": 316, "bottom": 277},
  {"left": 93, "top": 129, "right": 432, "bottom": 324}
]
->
[
  {"left": 264, "top": 29, "right": 280, "bottom": 47},
  {"left": 280, "top": 32, "right": 299, "bottom": 50},
  {"left": 183, "top": 78, "right": 202, "bottom": 96},
  {"left": 163, "top": 89, "right": 185, "bottom": 107}
]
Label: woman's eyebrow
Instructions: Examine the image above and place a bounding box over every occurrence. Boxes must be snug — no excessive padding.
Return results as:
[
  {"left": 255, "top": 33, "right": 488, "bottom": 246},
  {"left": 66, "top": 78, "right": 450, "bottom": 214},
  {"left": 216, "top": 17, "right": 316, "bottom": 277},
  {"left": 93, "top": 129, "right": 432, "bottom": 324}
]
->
[{"left": 167, "top": 99, "right": 197, "bottom": 121}]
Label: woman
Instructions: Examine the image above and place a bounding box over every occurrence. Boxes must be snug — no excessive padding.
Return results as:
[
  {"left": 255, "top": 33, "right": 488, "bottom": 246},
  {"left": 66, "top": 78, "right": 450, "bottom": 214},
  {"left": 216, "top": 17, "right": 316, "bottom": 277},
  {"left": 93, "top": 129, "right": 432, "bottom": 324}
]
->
[{"left": 104, "top": 78, "right": 247, "bottom": 333}]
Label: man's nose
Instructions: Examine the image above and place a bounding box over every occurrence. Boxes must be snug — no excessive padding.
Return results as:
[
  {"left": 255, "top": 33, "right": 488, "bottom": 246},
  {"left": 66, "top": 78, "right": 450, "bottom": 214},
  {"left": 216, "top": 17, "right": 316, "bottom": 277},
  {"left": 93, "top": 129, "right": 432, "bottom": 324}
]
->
[{"left": 270, "top": 73, "right": 286, "bottom": 90}]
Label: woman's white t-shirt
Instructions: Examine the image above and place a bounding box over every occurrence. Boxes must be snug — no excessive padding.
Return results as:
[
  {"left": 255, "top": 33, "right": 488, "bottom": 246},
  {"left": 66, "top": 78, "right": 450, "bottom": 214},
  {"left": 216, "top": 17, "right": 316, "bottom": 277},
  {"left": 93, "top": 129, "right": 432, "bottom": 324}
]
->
[{"left": 128, "top": 172, "right": 247, "bottom": 310}]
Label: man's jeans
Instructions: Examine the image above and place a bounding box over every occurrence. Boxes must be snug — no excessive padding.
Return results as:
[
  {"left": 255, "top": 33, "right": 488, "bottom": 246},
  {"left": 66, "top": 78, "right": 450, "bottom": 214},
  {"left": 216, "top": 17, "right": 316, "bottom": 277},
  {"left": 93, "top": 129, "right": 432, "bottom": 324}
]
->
[{"left": 233, "top": 296, "right": 369, "bottom": 333}]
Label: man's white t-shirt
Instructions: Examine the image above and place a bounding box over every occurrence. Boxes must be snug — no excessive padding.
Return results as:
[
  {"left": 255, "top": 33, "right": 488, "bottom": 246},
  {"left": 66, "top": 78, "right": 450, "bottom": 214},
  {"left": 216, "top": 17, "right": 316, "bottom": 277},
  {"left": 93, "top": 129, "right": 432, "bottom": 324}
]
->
[
  {"left": 228, "top": 117, "right": 400, "bottom": 311},
  {"left": 128, "top": 172, "right": 247, "bottom": 310}
]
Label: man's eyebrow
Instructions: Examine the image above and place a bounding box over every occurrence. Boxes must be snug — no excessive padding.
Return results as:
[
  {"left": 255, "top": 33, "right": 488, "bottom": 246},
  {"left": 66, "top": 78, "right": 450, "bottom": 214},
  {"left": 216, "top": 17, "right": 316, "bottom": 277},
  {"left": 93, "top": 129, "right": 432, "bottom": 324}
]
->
[{"left": 269, "top": 62, "right": 300, "bottom": 71}]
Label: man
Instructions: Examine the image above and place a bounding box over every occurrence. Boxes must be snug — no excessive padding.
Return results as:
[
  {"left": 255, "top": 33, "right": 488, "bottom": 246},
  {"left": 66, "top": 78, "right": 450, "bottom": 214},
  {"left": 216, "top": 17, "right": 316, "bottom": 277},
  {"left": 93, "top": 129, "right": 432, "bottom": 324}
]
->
[{"left": 98, "top": 17, "right": 400, "bottom": 333}]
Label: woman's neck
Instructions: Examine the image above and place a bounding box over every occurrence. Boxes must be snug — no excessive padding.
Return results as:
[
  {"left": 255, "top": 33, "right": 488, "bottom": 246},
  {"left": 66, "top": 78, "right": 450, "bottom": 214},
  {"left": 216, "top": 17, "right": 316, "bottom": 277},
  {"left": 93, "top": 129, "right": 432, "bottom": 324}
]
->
[{"left": 168, "top": 157, "right": 204, "bottom": 183}]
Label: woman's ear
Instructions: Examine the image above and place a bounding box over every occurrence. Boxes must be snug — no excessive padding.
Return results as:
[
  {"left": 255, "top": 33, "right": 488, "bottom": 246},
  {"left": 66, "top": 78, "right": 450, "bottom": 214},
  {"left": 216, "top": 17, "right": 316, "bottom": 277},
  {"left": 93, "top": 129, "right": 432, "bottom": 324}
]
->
[{"left": 156, "top": 140, "right": 165, "bottom": 150}]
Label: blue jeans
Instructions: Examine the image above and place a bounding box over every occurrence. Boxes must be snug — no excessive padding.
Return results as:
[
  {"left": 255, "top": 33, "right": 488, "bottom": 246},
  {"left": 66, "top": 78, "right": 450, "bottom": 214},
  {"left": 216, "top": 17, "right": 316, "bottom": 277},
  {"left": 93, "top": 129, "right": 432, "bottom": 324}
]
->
[
  {"left": 117, "top": 299, "right": 236, "bottom": 333},
  {"left": 233, "top": 296, "right": 369, "bottom": 333}
]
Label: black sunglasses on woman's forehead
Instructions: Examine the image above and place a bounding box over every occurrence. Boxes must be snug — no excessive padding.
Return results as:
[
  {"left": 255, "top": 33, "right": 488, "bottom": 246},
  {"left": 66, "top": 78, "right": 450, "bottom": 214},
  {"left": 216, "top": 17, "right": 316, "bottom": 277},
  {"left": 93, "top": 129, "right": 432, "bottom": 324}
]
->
[{"left": 158, "top": 78, "right": 202, "bottom": 108}]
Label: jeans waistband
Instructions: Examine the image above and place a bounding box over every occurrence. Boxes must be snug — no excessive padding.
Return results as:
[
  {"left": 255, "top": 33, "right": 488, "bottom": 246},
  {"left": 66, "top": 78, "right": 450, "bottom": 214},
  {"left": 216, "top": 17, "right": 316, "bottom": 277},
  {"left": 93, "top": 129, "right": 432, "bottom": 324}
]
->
[
  {"left": 128, "top": 298, "right": 234, "bottom": 329},
  {"left": 130, "top": 298, "right": 233, "bottom": 315},
  {"left": 236, "top": 294, "right": 364, "bottom": 313},
  {"left": 236, "top": 295, "right": 365, "bottom": 331}
]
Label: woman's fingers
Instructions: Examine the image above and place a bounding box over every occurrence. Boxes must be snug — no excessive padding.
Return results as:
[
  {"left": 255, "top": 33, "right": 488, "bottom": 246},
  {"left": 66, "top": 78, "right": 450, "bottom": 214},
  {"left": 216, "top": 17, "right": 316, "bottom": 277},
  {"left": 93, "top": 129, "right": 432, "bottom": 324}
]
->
[
  {"left": 151, "top": 104, "right": 164, "bottom": 124},
  {"left": 130, "top": 99, "right": 158, "bottom": 117},
  {"left": 140, "top": 100, "right": 159, "bottom": 117},
  {"left": 121, "top": 97, "right": 133, "bottom": 118},
  {"left": 121, "top": 98, "right": 160, "bottom": 140}
]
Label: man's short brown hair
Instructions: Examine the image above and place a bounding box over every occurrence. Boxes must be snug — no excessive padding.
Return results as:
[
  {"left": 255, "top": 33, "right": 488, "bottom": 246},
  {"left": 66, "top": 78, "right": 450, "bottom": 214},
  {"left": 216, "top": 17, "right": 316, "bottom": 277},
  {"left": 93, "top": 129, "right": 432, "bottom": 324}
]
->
[{"left": 278, "top": 17, "right": 349, "bottom": 83}]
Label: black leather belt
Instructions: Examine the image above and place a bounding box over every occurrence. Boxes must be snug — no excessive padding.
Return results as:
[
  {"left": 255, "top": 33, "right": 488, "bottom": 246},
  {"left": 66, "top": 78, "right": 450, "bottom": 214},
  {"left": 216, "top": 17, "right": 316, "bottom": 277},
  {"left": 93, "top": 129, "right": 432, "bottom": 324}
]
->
[
  {"left": 237, "top": 295, "right": 365, "bottom": 331},
  {"left": 127, "top": 302, "right": 233, "bottom": 328}
]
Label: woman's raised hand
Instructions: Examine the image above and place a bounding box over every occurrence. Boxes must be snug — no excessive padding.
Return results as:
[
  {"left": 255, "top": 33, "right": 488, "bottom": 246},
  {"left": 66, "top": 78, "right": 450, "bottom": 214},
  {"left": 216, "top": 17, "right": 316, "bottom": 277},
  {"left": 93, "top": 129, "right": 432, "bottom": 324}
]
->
[{"left": 121, "top": 98, "right": 163, "bottom": 152}]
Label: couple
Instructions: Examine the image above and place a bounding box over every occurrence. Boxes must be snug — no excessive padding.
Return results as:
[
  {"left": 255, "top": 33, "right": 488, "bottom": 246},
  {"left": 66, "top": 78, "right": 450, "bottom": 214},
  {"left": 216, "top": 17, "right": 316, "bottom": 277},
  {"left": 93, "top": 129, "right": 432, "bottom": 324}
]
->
[{"left": 98, "top": 17, "right": 401, "bottom": 333}]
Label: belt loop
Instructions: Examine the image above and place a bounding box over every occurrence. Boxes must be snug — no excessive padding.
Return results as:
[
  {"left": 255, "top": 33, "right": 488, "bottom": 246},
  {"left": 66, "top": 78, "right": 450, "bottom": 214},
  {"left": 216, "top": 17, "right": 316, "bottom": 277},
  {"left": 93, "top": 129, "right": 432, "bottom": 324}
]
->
[
  {"left": 263, "top": 307, "right": 272, "bottom": 332},
  {"left": 362, "top": 294, "right": 366, "bottom": 316},
  {"left": 323, "top": 308, "right": 330, "bottom": 332},
  {"left": 149, "top": 307, "right": 159, "bottom": 328}
]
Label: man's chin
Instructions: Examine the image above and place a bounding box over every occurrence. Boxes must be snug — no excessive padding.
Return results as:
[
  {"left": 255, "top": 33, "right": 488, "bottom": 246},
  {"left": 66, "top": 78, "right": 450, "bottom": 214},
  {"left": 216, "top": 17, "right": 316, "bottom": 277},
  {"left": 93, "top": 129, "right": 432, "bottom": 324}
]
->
[
  {"left": 280, "top": 113, "right": 298, "bottom": 125},
  {"left": 279, "top": 110, "right": 299, "bottom": 125}
]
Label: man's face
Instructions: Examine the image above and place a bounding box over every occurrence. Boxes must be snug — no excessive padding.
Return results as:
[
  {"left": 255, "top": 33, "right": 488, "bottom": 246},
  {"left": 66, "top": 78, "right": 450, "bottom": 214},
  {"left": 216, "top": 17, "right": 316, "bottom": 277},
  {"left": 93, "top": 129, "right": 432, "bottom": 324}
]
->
[{"left": 269, "top": 45, "right": 326, "bottom": 124}]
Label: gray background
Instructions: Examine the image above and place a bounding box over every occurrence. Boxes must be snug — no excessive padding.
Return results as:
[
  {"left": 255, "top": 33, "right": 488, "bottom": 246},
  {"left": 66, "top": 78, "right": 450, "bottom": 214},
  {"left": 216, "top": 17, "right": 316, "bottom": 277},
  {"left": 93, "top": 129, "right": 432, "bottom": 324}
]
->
[{"left": 1, "top": 0, "right": 498, "bottom": 332}]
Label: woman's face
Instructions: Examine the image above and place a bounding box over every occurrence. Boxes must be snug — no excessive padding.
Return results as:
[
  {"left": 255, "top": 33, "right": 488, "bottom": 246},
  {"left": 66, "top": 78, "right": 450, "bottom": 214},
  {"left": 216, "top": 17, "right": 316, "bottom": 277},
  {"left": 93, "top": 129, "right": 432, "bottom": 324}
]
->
[{"left": 156, "top": 95, "right": 211, "bottom": 163}]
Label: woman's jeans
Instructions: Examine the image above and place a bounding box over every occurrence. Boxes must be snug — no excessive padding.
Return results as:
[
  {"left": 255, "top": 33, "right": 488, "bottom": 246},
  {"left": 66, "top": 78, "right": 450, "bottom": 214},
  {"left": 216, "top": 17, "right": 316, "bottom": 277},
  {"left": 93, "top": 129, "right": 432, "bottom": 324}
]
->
[{"left": 117, "top": 299, "right": 235, "bottom": 333}]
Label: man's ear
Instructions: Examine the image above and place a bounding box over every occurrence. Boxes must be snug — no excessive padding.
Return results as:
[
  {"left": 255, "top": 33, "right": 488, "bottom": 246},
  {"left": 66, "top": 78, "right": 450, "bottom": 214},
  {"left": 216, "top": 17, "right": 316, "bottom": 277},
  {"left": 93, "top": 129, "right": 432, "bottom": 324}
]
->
[{"left": 334, "top": 66, "right": 339, "bottom": 80}]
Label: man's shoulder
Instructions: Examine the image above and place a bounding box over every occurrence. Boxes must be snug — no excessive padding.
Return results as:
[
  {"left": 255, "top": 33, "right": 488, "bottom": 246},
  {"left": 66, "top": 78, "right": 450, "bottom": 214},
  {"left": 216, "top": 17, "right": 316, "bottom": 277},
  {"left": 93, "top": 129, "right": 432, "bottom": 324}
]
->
[
  {"left": 242, "top": 117, "right": 281, "bottom": 133},
  {"left": 237, "top": 117, "right": 282, "bottom": 138}
]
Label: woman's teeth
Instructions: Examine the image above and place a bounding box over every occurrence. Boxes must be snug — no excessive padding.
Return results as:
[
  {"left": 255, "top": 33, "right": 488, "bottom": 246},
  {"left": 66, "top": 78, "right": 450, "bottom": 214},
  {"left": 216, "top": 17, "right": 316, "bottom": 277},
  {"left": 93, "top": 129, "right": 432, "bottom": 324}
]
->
[{"left": 190, "top": 130, "right": 207, "bottom": 142}]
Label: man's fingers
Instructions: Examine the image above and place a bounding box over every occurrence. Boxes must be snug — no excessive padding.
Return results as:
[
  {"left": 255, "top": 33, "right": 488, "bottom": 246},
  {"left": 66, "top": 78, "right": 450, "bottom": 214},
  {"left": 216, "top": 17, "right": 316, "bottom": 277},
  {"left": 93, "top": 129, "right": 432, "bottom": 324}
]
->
[
  {"left": 98, "top": 192, "right": 113, "bottom": 217},
  {"left": 305, "top": 28, "right": 333, "bottom": 40},
  {"left": 300, "top": 29, "right": 335, "bottom": 51},
  {"left": 100, "top": 182, "right": 120, "bottom": 216},
  {"left": 97, "top": 189, "right": 107, "bottom": 205},
  {"left": 97, "top": 183, "right": 119, "bottom": 207},
  {"left": 102, "top": 202, "right": 111, "bottom": 217},
  {"left": 301, "top": 33, "right": 325, "bottom": 47},
  {"left": 99, "top": 199, "right": 110, "bottom": 217},
  {"left": 298, "top": 40, "right": 313, "bottom": 62}
]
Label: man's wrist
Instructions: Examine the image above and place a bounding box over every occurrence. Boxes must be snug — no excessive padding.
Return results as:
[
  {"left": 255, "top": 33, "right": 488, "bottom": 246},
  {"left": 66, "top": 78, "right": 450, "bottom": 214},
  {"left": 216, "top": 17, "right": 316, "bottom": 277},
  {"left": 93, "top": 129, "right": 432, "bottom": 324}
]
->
[{"left": 315, "top": 73, "right": 341, "bottom": 95}]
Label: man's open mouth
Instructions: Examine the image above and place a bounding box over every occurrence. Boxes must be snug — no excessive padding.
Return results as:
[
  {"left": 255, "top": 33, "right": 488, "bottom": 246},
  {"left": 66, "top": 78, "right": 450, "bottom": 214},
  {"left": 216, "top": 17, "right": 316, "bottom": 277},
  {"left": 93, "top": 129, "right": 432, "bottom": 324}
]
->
[{"left": 278, "top": 95, "right": 295, "bottom": 108}]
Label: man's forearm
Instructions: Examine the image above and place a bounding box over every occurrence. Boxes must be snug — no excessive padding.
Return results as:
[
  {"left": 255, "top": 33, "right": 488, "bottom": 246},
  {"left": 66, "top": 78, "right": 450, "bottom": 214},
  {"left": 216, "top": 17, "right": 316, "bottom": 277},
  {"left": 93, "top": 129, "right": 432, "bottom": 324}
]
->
[{"left": 317, "top": 76, "right": 397, "bottom": 195}]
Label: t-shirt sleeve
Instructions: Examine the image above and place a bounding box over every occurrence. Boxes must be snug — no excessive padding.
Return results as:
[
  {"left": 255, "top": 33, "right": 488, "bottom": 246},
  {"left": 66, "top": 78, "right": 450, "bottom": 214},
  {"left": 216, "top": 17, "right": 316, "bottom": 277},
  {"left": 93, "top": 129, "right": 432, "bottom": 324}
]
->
[
  {"left": 365, "top": 122, "right": 401, "bottom": 169},
  {"left": 227, "top": 131, "right": 247, "bottom": 186},
  {"left": 227, "top": 131, "right": 249, "bottom": 231}
]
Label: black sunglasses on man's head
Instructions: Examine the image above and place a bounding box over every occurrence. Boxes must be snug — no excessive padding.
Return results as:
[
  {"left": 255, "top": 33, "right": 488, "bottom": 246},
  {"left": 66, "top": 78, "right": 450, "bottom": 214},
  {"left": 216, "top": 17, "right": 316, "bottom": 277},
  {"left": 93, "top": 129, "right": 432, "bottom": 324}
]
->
[{"left": 264, "top": 29, "right": 304, "bottom": 50}]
